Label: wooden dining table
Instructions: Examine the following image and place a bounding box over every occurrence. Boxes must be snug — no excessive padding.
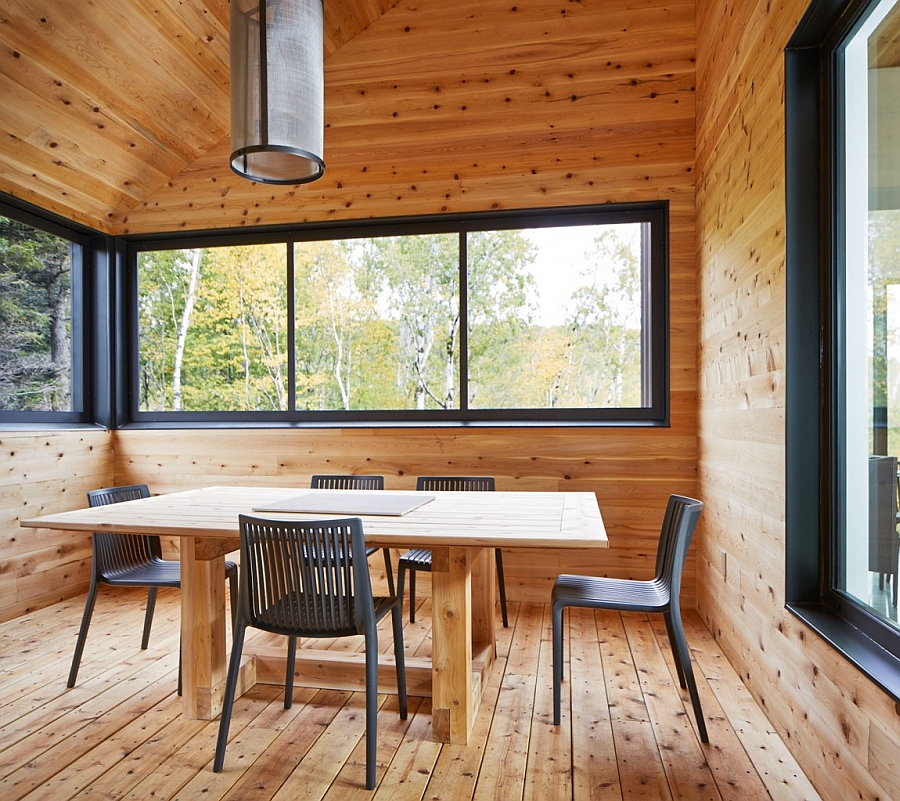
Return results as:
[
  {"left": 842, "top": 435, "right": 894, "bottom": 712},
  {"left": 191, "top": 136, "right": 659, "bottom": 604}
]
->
[{"left": 21, "top": 485, "right": 607, "bottom": 745}]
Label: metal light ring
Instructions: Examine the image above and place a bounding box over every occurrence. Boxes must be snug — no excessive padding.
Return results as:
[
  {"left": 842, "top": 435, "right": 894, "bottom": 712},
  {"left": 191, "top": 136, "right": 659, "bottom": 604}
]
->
[{"left": 230, "top": 144, "right": 326, "bottom": 186}]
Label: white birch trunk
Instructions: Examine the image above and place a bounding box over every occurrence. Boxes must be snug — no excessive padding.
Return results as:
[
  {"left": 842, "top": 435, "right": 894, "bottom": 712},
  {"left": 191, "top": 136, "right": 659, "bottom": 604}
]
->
[{"left": 172, "top": 249, "right": 201, "bottom": 411}]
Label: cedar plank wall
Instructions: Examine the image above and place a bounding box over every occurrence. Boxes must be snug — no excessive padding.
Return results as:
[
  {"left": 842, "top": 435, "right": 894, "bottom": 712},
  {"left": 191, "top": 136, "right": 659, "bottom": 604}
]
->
[
  {"left": 695, "top": 1, "right": 900, "bottom": 800},
  {"left": 0, "top": 430, "right": 113, "bottom": 622},
  {"left": 110, "top": 0, "right": 699, "bottom": 607}
]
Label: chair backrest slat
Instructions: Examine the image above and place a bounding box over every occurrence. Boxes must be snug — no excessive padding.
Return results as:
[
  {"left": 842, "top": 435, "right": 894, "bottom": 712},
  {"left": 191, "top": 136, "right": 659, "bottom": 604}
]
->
[
  {"left": 416, "top": 476, "right": 495, "bottom": 492},
  {"left": 87, "top": 484, "right": 159, "bottom": 577},
  {"left": 654, "top": 495, "right": 703, "bottom": 602},
  {"left": 310, "top": 475, "right": 384, "bottom": 490},
  {"left": 239, "top": 515, "right": 372, "bottom": 638}
]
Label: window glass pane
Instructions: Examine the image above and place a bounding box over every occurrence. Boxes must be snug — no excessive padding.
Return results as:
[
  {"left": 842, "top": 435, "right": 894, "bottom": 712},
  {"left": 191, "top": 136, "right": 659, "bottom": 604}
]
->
[
  {"left": 468, "top": 224, "right": 644, "bottom": 409},
  {"left": 840, "top": 0, "right": 900, "bottom": 623},
  {"left": 0, "top": 214, "right": 75, "bottom": 411},
  {"left": 131, "top": 205, "right": 666, "bottom": 423},
  {"left": 138, "top": 244, "right": 289, "bottom": 411},
  {"left": 294, "top": 233, "right": 460, "bottom": 411}
]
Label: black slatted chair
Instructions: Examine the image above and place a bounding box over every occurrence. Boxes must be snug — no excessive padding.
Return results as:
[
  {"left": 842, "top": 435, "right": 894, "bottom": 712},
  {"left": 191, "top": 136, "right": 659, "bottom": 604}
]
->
[
  {"left": 397, "top": 476, "right": 508, "bottom": 627},
  {"left": 214, "top": 515, "right": 407, "bottom": 790},
  {"left": 67, "top": 484, "right": 238, "bottom": 690},
  {"left": 551, "top": 494, "right": 708, "bottom": 742},
  {"left": 310, "top": 474, "right": 394, "bottom": 595}
]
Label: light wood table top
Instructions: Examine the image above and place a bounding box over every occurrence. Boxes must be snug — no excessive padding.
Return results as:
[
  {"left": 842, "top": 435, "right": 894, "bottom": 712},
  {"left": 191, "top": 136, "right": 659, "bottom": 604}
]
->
[{"left": 22, "top": 485, "right": 607, "bottom": 549}]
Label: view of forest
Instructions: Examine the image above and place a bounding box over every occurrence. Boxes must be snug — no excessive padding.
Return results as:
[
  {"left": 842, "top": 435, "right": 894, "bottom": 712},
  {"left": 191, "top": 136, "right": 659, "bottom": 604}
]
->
[
  {"left": 0, "top": 214, "right": 651, "bottom": 416},
  {"left": 0, "top": 215, "right": 73, "bottom": 412},
  {"left": 136, "top": 225, "right": 646, "bottom": 413}
]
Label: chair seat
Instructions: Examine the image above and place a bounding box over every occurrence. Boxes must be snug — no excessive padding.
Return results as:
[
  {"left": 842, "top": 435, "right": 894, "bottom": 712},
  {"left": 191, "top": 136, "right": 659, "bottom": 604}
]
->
[
  {"left": 552, "top": 574, "right": 669, "bottom": 613},
  {"left": 102, "top": 558, "right": 237, "bottom": 588},
  {"left": 254, "top": 593, "right": 399, "bottom": 639},
  {"left": 398, "top": 548, "right": 432, "bottom": 570},
  {"left": 101, "top": 558, "right": 182, "bottom": 587}
]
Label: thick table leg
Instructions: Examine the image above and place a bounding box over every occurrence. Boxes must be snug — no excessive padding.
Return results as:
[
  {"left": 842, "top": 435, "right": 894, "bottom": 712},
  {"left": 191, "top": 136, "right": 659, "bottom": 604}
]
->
[
  {"left": 470, "top": 545, "right": 497, "bottom": 659},
  {"left": 180, "top": 536, "right": 231, "bottom": 720},
  {"left": 430, "top": 546, "right": 495, "bottom": 744}
]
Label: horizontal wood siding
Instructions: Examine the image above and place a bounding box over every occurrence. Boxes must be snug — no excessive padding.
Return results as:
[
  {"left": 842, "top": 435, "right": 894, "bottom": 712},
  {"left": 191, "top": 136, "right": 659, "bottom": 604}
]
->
[
  {"left": 0, "top": 430, "right": 113, "bottom": 622},
  {"left": 695, "top": 0, "right": 900, "bottom": 799}
]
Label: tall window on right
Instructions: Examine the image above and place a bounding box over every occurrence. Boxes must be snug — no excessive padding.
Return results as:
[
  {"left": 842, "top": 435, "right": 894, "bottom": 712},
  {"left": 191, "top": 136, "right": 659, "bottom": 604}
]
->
[
  {"left": 841, "top": 0, "right": 900, "bottom": 625},
  {"left": 786, "top": 0, "right": 900, "bottom": 694}
]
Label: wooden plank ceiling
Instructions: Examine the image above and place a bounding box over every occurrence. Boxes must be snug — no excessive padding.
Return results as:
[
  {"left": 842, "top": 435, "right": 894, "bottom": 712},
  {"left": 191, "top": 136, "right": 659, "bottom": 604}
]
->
[
  {"left": 0, "top": 0, "right": 400, "bottom": 232},
  {"left": 0, "top": 0, "right": 698, "bottom": 236}
]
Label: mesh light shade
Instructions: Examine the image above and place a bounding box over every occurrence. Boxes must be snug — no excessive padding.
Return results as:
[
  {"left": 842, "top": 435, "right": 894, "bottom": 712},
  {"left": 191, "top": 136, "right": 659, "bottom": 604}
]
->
[{"left": 230, "top": 0, "right": 325, "bottom": 185}]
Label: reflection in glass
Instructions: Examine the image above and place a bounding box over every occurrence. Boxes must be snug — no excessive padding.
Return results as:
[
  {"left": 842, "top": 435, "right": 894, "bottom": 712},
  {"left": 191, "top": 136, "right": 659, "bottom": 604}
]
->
[{"left": 841, "top": 0, "right": 900, "bottom": 624}]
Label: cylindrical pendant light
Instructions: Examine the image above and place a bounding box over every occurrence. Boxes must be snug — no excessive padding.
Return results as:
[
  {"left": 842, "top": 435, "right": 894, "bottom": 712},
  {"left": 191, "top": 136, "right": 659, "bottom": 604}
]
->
[{"left": 230, "top": 0, "right": 325, "bottom": 185}]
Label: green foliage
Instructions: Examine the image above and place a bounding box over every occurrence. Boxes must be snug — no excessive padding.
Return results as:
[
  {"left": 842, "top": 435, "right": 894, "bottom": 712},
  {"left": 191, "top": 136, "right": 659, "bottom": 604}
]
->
[
  {"left": 136, "top": 226, "right": 646, "bottom": 414},
  {"left": 468, "top": 227, "right": 642, "bottom": 409},
  {"left": 362, "top": 233, "right": 461, "bottom": 410},
  {"left": 139, "top": 245, "right": 288, "bottom": 411},
  {"left": 0, "top": 215, "right": 72, "bottom": 411}
]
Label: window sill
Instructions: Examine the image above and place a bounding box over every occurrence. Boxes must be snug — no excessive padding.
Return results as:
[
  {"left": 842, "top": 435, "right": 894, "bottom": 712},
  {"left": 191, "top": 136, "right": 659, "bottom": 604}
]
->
[{"left": 787, "top": 602, "right": 900, "bottom": 703}]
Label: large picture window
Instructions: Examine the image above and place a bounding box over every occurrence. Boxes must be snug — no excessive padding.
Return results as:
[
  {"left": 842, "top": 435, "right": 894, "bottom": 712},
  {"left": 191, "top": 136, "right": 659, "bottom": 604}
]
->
[
  {"left": 0, "top": 200, "right": 88, "bottom": 423},
  {"left": 787, "top": 0, "right": 900, "bottom": 696},
  {"left": 131, "top": 204, "right": 668, "bottom": 425}
]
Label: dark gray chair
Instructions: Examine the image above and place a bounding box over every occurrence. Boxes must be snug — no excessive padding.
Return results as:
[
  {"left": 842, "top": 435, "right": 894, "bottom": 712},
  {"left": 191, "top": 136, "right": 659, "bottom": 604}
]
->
[
  {"left": 310, "top": 474, "right": 394, "bottom": 595},
  {"left": 68, "top": 484, "right": 238, "bottom": 690},
  {"left": 551, "top": 494, "right": 707, "bottom": 742},
  {"left": 214, "top": 515, "right": 407, "bottom": 789},
  {"left": 397, "top": 476, "right": 508, "bottom": 627},
  {"left": 868, "top": 456, "right": 899, "bottom": 606}
]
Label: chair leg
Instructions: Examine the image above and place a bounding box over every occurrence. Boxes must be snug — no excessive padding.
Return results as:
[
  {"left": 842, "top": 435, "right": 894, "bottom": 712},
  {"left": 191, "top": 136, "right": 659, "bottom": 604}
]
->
[
  {"left": 396, "top": 561, "right": 407, "bottom": 624},
  {"left": 383, "top": 548, "right": 395, "bottom": 597},
  {"left": 67, "top": 577, "right": 100, "bottom": 688},
  {"left": 285, "top": 636, "right": 297, "bottom": 709},
  {"left": 409, "top": 568, "right": 417, "bottom": 623},
  {"left": 391, "top": 603, "right": 408, "bottom": 721},
  {"left": 364, "top": 624, "right": 379, "bottom": 790},
  {"left": 495, "top": 548, "right": 508, "bottom": 627},
  {"left": 666, "top": 607, "right": 709, "bottom": 743},
  {"left": 552, "top": 599, "right": 564, "bottom": 726},
  {"left": 213, "top": 616, "right": 248, "bottom": 773},
  {"left": 227, "top": 571, "right": 238, "bottom": 629},
  {"left": 140, "top": 587, "right": 158, "bottom": 649},
  {"left": 663, "top": 611, "right": 688, "bottom": 689}
]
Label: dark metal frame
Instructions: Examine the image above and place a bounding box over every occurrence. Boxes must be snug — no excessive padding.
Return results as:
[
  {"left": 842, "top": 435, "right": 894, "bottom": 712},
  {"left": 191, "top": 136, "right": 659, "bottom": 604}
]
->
[
  {"left": 0, "top": 195, "right": 99, "bottom": 425},
  {"left": 123, "top": 202, "right": 670, "bottom": 428},
  {"left": 785, "top": 0, "right": 900, "bottom": 700}
]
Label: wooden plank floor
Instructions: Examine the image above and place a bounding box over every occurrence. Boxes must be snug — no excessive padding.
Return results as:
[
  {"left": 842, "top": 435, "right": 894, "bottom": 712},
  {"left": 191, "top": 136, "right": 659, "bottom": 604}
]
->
[{"left": 0, "top": 587, "right": 822, "bottom": 800}]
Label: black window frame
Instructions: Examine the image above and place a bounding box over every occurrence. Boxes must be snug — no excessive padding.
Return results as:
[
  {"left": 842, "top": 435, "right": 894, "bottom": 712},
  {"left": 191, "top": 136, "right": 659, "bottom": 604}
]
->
[
  {"left": 123, "top": 202, "right": 670, "bottom": 428},
  {"left": 786, "top": 0, "right": 900, "bottom": 699},
  {"left": 0, "top": 196, "right": 95, "bottom": 426}
]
